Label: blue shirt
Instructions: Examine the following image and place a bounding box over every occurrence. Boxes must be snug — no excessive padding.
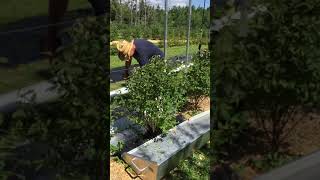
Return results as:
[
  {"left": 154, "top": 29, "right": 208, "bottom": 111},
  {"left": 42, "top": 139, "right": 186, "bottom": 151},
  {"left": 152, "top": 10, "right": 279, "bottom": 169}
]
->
[{"left": 133, "top": 39, "right": 164, "bottom": 66}]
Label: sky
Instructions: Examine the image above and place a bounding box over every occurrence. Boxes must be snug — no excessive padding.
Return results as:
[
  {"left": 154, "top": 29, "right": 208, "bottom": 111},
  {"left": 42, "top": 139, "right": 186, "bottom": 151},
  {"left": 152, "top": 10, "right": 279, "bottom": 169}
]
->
[{"left": 147, "top": 0, "right": 210, "bottom": 9}]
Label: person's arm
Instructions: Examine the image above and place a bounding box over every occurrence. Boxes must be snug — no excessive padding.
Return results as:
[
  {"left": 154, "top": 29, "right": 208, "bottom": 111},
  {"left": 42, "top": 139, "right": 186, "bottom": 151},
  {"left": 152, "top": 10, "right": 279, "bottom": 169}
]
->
[{"left": 123, "top": 58, "right": 132, "bottom": 79}]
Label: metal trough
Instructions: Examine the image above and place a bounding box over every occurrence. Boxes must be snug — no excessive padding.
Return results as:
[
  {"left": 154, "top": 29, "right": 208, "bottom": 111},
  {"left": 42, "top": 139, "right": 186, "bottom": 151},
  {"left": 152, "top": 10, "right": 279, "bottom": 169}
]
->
[
  {"left": 110, "top": 114, "right": 187, "bottom": 153},
  {"left": 110, "top": 87, "right": 129, "bottom": 98},
  {"left": 0, "top": 80, "right": 127, "bottom": 113},
  {"left": 0, "top": 81, "right": 60, "bottom": 113},
  {"left": 122, "top": 111, "right": 210, "bottom": 180},
  {"left": 110, "top": 117, "right": 146, "bottom": 152},
  {"left": 254, "top": 150, "right": 320, "bottom": 180}
]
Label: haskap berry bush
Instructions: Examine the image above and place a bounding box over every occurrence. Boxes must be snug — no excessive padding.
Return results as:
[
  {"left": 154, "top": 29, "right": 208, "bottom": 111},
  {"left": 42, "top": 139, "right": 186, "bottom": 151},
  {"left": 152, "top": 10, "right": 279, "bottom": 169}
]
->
[{"left": 113, "top": 53, "right": 210, "bottom": 136}]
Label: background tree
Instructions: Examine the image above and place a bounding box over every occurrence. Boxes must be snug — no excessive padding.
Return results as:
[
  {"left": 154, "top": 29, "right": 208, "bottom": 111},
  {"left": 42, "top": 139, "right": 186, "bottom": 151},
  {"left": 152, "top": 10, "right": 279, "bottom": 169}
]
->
[{"left": 110, "top": 2, "right": 210, "bottom": 42}]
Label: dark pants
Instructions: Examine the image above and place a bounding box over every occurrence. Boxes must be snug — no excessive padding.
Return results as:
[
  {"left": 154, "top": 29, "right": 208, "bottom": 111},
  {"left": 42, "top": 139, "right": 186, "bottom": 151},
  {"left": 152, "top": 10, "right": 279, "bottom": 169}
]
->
[
  {"left": 47, "top": 0, "right": 106, "bottom": 60},
  {"left": 88, "top": 0, "right": 107, "bottom": 16}
]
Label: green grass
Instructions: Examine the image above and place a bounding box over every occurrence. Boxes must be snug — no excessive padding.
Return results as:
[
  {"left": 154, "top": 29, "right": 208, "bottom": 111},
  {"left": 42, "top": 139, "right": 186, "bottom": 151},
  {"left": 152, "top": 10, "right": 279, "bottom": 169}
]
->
[
  {"left": 165, "top": 143, "right": 210, "bottom": 180},
  {"left": 0, "top": 0, "right": 90, "bottom": 25},
  {"left": 110, "top": 44, "right": 207, "bottom": 91},
  {"left": 0, "top": 60, "right": 50, "bottom": 94},
  {"left": 110, "top": 81, "right": 126, "bottom": 91}
]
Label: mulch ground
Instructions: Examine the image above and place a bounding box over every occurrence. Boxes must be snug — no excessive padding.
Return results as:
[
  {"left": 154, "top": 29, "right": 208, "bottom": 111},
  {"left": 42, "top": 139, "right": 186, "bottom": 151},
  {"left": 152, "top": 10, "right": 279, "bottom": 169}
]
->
[
  {"left": 110, "top": 158, "right": 133, "bottom": 180},
  {"left": 179, "top": 96, "right": 210, "bottom": 120},
  {"left": 223, "top": 111, "right": 320, "bottom": 180}
]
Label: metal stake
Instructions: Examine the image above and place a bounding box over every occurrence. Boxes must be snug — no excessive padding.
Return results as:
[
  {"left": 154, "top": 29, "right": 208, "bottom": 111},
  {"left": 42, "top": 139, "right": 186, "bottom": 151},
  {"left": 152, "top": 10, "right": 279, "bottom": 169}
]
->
[
  {"left": 186, "top": 0, "right": 192, "bottom": 61},
  {"left": 164, "top": 0, "right": 168, "bottom": 59}
]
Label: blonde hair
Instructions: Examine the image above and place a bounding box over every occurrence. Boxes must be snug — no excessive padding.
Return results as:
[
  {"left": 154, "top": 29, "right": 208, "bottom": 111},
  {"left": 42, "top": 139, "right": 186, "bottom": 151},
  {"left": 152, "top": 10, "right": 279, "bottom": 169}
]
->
[{"left": 116, "top": 40, "right": 134, "bottom": 60}]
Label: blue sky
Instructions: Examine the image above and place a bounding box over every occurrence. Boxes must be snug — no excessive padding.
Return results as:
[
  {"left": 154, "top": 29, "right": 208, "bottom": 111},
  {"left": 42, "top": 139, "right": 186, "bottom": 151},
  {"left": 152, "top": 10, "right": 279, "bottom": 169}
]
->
[
  {"left": 192, "top": 0, "right": 210, "bottom": 8},
  {"left": 147, "top": 0, "right": 210, "bottom": 9}
]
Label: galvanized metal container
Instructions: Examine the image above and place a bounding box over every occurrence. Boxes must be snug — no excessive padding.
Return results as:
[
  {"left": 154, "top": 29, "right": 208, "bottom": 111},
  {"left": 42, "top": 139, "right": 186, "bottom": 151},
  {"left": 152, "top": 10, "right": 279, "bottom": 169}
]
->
[
  {"left": 0, "top": 81, "right": 59, "bottom": 113},
  {"left": 122, "top": 111, "right": 210, "bottom": 180},
  {"left": 255, "top": 150, "right": 320, "bottom": 180},
  {"left": 110, "top": 87, "right": 129, "bottom": 98}
]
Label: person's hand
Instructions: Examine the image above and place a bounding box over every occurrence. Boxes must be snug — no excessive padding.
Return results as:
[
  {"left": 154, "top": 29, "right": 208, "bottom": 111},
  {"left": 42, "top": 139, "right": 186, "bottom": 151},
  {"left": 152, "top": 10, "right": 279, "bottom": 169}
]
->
[{"left": 122, "top": 72, "right": 129, "bottom": 80}]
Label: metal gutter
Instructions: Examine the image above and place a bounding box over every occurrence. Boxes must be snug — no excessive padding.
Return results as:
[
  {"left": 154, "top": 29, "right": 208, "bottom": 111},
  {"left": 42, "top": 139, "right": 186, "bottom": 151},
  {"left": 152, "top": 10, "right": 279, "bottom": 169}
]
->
[
  {"left": 254, "top": 150, "right": 320, "bottom": 180},
  {"left": 0, "top": 81, "right": 60, "bottom": 113},
  {"left": 110, "top": 87, "right": 129, "bottom": 98},
  {"left": 122, "top": 111, "right": 210, "bottom": 180}
]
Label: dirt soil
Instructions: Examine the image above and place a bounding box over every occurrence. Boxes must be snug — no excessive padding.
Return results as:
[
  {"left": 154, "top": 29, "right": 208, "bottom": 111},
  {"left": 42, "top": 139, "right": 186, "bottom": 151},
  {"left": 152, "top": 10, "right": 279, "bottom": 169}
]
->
[
  {"left": 110, "top": 158, "right": 133, "bottom": 180},
  {"left": 179, "top": 96, "right": 210, "bottom": 120},
  {"left": 286, "top": 112, "right": 320, "bottom": 155},
  {"left": 198, "top": 97, "right": 210, "bottom": 111},
  {"left": 228, "top": 112, "right": 320, "bottom": 180}
]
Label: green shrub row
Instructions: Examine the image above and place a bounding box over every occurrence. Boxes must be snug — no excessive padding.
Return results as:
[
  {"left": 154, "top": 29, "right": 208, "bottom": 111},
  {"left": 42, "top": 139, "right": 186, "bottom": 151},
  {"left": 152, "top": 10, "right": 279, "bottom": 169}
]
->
[{"left": 112, "top": 52, "right": 209, "bottom": 135}]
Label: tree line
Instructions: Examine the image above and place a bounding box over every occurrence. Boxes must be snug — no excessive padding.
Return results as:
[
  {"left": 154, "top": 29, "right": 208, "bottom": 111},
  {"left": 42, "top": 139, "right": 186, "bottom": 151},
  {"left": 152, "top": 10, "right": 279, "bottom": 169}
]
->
[{"left": 110, "top": 0, "right": 210, "bottom": 42}]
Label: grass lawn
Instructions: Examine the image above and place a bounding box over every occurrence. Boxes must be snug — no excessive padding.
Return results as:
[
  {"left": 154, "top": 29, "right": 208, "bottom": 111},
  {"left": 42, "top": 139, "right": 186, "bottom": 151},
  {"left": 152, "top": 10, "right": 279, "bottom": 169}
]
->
[
  {"left": 110, "top": 81, "right": 126, "bottom": 91},
  {"left": 0, "top": 60, "right": 50, "bottom": 94},
  {"left": 110, "top": 44, "right": 207, "bottom": 91},
  {"left": 166, "top": 143, "right": 210, "bottom": 179},
  {"left": 0, "top": 0, "right": 90, "bottom": 25}
]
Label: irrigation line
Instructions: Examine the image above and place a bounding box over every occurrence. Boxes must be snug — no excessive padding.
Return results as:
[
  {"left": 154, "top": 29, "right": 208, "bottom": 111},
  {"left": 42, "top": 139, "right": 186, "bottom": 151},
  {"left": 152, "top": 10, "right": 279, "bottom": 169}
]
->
[
  {"left": 0, "top": 19, "right": 78, "bottom": 35},
  {"left": 51, "top": 52, "right": 135, "bottom": 74},
  {"left": 109, "top": 67, "right": 138, "bottom": 73},
  {"left": 0, "top": 12, "right": 107, "bottom": 35}
]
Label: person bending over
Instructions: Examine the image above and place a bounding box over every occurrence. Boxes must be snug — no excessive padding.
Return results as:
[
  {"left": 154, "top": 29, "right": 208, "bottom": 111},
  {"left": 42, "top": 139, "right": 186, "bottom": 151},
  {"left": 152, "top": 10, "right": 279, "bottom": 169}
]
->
[
  {"left": 116, "top": 39, "right": 164, "bottom": 79},
  {"left": 43, "top": 0, "right": 107, "bottom": 62}
]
